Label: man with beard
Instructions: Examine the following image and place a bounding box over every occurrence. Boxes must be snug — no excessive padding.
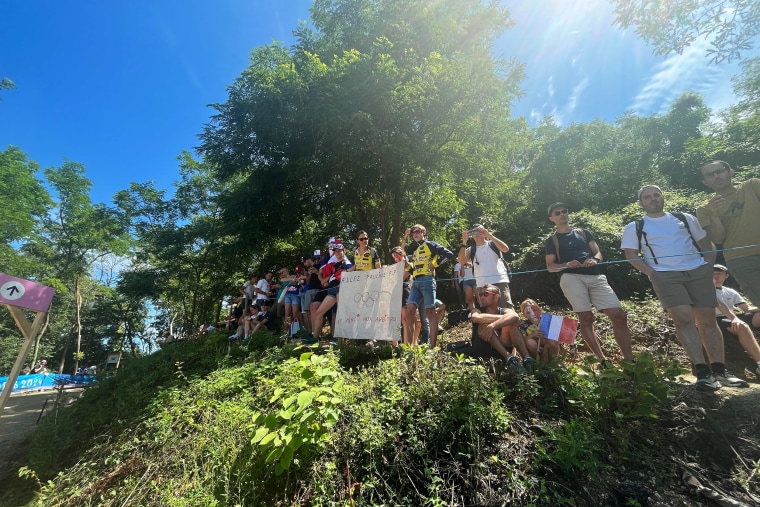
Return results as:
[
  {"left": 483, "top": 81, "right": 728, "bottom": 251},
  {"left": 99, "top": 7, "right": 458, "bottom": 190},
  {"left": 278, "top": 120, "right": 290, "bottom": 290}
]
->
[
  {"left": 621, "top": 185, "right": 748, "bottom": 391},
  {"left": 696, "top": 160, "right": 760, "bottom": 307}
]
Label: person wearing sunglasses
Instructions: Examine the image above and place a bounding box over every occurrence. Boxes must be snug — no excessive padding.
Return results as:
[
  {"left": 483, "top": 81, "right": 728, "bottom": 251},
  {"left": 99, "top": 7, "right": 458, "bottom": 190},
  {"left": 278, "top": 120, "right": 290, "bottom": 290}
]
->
[
  {"left": 349, "top": 230, "right": 381, "bottom": 271},
  {"left": 546, "top": 202, "right": 634, "bottom": 364},
  {"left": 697, "top": 160, "right": 760, "bottom": 310},
  {"left": 402, "top": 224, "right": 455, "bottom": 348},
  {"left": 470, "top": 284, "right": 531, "bottom": 370}
]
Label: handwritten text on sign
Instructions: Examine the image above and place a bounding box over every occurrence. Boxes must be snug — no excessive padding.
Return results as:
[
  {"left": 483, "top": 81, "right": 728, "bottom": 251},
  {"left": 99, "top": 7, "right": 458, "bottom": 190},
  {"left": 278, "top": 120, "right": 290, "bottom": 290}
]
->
[{"left": 335, "top": 263, "right": 403, "bottom": 340}]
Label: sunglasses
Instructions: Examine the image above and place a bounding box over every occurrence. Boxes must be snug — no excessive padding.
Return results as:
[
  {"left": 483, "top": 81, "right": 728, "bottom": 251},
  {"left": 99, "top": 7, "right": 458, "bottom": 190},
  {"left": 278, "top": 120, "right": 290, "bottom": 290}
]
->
[
  {"left": 358, "top": 237, "right": 368, "bottom": 241},
  {"left": 480, "top": 290, "right": 498, "bottom": 297},
  {"left": 702, "top": 167, "right": 729, "bottom": 179},
  {"left": 552, "top": 209, "right": 569, "bottom": 216},
  {"left": 411, "top": 229, "right": 422, "bottom": 234}
]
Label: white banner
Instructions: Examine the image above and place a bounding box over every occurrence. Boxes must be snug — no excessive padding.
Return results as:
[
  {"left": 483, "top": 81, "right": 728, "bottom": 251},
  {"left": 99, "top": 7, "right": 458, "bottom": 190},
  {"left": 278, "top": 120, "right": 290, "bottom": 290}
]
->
[{"left": 334, "top": 262, "right": 404, "bottom": 340}]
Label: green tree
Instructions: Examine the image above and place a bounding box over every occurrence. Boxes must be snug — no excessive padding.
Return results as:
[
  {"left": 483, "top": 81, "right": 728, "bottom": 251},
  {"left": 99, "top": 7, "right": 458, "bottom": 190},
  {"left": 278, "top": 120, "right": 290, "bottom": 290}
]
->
[
  {"left": 114, "top": 152, "right": 243, "bottom": 334},
  {"left": 30, "top": 162, "right": 129, "bottom": 373},
  {"left": 200, "top": 0, "right": 524, "bottom": 259},
  {"left": 610, "top": 0, "right": 760, "bottom": 63},
  {"left": 0, "top": 146, "right": 51, "bottom": 274}
]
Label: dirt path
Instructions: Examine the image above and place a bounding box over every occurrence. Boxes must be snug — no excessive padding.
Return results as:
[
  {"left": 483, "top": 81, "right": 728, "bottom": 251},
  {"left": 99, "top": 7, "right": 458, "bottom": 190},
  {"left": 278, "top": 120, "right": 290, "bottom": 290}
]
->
[{"left": 0, "top": 389, "right": 82, "bottom": 481}]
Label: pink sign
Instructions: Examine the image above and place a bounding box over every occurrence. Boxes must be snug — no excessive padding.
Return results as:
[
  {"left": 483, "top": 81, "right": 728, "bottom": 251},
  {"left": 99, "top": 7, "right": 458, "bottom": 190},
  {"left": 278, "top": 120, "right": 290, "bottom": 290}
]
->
[{"left": 0, "top": 273, "right": 56, "bottom": 312}]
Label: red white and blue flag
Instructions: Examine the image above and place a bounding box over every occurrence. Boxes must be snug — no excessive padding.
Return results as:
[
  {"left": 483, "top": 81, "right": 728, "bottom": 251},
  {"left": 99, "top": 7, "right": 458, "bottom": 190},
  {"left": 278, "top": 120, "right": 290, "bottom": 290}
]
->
[{"left": 539, "top": 313, "right": 578, "bottom": 344}]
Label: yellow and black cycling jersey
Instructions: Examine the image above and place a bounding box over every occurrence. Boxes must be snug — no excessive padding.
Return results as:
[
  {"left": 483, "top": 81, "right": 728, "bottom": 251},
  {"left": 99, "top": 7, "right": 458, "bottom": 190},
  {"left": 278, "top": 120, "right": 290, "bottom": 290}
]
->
[
  {"left": 407, "top": 240, "right": 455, "bottom": 277},
  {"left": 353, "top": 247, "right": 380, "bottom": 271}
]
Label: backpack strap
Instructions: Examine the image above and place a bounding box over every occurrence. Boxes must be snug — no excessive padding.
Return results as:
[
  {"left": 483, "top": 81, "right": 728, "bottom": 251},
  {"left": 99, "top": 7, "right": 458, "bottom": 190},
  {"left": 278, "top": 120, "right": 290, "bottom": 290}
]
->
[
  {"left": 471, "top": 241, "right": 512, "bottom": 275},
  {"left": 636, "top": 213, "right": 701, "bottom": 265},
  {"left": 672, "top": 212, "right": 702, "bottom": 254},
  {"left": 551, "top": 228, "right": 588, "bottom": 265}
]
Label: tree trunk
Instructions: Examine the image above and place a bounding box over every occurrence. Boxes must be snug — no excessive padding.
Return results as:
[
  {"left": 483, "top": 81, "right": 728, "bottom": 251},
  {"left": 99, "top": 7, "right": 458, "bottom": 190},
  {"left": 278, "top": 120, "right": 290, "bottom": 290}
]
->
[{"left": 73, "top": 277, "right": 82, "bottom": 374}]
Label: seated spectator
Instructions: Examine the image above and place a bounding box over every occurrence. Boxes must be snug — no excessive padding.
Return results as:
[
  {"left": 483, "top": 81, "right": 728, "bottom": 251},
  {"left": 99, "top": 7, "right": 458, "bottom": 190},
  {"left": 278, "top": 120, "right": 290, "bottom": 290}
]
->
[
  {"left": 251, "top": 300, "right": 276, "bottom": 334},
  {"left": 30, "top": 360, "right": 48, "bottom": 374},
  {"left": 160, "top": 331, "right": 176, "bottom": 344},
  {"left": 514, "top": 299, "right": 561, "bottom": 362},
  {"left": 470, "top": 285, "right": 531, "bottom": 369},
  {"left": 229, "top": 307, "right": 254, "bottom": 340},
  {"left": 713, "top": 264, "right": 760, "bottom": 376}
]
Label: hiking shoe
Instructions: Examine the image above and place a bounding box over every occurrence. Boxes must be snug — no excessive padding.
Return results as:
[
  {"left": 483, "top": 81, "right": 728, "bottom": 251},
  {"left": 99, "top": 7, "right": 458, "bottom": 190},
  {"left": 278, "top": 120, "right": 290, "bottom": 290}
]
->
[
  {"left": 301, "top": 334, "right": 318, "bottom": 344},
  {"left": 695, "top": 373, "right": 721, "bottom": 392},
  {"left": 714, "top": 370, "right": 749, "bottom": 388},
  {"left": 506, "top": 356, "right": 527, "bottom": 375}
]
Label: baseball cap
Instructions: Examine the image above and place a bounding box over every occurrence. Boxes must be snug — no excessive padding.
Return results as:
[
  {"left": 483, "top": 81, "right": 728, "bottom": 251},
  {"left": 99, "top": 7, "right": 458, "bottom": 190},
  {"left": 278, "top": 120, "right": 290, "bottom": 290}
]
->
[{"left": 713, "top": 264, "right": 728, "bottom": 272}]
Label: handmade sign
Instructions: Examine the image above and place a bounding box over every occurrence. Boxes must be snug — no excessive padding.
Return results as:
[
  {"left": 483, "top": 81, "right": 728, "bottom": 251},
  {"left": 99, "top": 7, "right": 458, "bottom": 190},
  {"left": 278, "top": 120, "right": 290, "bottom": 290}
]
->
[{"left": 334, "top": 263, "right": 403, "bottom": 340}]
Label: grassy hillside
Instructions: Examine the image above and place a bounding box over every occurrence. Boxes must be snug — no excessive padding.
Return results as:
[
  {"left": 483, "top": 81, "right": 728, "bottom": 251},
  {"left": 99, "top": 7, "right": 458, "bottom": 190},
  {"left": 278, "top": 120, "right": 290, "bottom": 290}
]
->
[{"left": 3, "top": 306, "right": 760, "bottom": 506}]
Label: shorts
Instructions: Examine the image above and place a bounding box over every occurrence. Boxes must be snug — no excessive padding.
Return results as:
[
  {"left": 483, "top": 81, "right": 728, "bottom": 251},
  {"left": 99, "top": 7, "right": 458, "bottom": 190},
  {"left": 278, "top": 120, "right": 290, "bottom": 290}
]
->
[
  {"left": 559, "top": 273, "right": 621, "bottom": 313},
  {"left": 462, "top": 279, "right": 477, "bottom": 290},
  {"left": 284, "top": 293, "right": 300, "bottom": 306},
  {"left": 408, "top": 275, "right": 436, "bottom": 309},
  {"left": 726, "top": 254, "right": 760, "bottom": 307},
  {"left": 301, "top": 289, "right": 319, "bottom": 312},
  {"left": 649, "top": 263, "right": 716, "bottom": 309}
]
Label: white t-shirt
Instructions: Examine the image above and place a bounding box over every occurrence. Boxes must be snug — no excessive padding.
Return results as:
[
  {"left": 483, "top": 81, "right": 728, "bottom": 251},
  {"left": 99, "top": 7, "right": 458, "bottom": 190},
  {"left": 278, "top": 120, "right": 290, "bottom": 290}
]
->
[
  {"left": 242, "top": 280, "right": 256, "bottom": 300},
  {"left": 255, "top": 279, "right": 270, "bottom": 300},
  {"left": 473, "top": 241, "right": 509, "bottom": 285},
  {"left": 715, "top": 286, "right": 745, "bottom": 316},
  {"left": 621, "top": 213, "right": 707, "bottom": 271}
]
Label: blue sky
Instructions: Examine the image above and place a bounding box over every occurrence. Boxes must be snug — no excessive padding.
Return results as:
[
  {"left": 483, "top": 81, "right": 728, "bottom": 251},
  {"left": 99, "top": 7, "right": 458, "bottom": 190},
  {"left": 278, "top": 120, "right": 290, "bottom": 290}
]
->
[{"left": 1, "top": 0, "right": 751, "bottom": 205}]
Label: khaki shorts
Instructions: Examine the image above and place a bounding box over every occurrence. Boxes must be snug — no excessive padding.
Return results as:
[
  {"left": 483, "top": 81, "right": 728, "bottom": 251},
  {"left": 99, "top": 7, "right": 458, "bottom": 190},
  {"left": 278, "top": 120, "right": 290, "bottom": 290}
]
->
[
  {"left": 559, "top": 273, "right": 621, "bottom": 313},
  {"left": 649, "top": 263, "right": 716, "bottom": 309}
]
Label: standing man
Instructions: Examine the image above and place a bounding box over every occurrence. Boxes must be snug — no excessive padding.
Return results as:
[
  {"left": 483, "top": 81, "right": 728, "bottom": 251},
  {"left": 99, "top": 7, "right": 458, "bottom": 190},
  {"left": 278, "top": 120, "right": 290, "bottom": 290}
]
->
[
  {"left": 458, "top": 224, "right": 513, "bottom": 308},
  {"left": 545, "top": 203, "right": 634, "bottom": 362},
  {"left": 254, "top": 272, "right": 274, "bottom": 306},
  {"left": 240, "top": 274, "right": 258, "bottom": 308},
  {"left": 696, "top": 160, "right": 760, "bottom": 306},
  {"left": 403, "top": 224, "right": 455, "bottom": 348},
  {"left": 621, "top": 185, "right": 748, "bottom": 391}
]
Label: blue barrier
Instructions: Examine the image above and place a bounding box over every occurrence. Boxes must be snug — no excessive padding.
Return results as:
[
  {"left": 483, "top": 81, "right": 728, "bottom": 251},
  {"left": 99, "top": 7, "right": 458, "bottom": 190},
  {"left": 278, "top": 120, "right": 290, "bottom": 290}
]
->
[{"left": 0, "top": 373, "right": 96, "bottom": 393}]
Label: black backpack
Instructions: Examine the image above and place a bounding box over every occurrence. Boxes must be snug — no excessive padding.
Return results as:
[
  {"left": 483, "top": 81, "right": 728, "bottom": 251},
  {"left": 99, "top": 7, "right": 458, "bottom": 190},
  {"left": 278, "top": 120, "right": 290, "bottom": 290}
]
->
[{"left": 635, "top": 212, "right": 702, "bottom": 264}]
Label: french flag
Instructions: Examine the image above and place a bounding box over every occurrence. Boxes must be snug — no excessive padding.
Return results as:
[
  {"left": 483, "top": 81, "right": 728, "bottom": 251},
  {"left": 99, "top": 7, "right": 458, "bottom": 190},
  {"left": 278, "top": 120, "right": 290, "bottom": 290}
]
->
[{"left": 539, "top": 313, "right": 578, "bottom": 344}]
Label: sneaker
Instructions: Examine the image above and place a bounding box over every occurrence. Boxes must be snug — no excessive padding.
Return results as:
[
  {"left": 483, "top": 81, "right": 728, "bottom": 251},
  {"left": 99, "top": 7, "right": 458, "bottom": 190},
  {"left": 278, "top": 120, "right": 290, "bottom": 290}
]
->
[
  {"left": 506, "top": 356, "right": 527, "bottom": 375},
  {"left": 523, "top": 357, "right": 536, "bottom": 373},
  {"left": 695, "top": 373, "right": 721, "bottom": 392},
  {"left": 714, "top": 370, "right": 749, "bottom": 388},
  {"left": 301, "top": 334, "right": 318, "bottom": 344}
]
